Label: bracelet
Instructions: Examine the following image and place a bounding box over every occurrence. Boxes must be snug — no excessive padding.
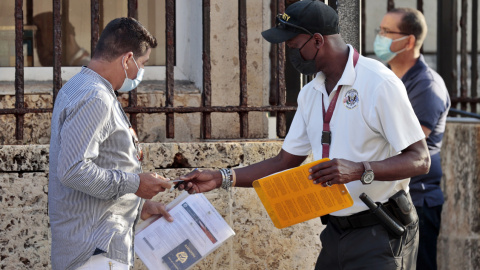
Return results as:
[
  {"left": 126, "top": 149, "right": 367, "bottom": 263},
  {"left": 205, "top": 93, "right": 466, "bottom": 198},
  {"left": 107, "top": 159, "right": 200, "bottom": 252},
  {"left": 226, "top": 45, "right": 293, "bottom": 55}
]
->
[
  {"left": 219, "top": 168, "right": 233, "bottom": 191},
  {"left": 220, "top": 168, "right": 228, "bottom": 190},
  {"left": 231, "top": 168, "right": 236, "bottom": 187}
]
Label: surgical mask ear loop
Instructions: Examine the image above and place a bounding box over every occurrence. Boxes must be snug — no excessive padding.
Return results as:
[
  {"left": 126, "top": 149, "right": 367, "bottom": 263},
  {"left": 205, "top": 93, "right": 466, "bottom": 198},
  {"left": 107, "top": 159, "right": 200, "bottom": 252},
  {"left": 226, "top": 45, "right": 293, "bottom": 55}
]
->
[
  {"left": 391, "top": 35, "right": 409, "bottom": 54},
  {"left": 122, "top": 55, "right": 140, "bottom": 78},
  {"left": 131, "top": 56, "right": 140, "bottom": 70},
  {"left": 392, "top": 35, "right": 409, "bottom": 43},
  {"left": 121, "top": 56, "right": 129, "bottom": 79}
]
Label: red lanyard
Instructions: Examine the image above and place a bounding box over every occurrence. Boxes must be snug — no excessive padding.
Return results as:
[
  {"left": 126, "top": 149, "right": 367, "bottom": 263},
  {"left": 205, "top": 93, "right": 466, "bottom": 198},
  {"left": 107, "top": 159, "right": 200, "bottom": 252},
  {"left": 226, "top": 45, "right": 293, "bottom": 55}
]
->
[{"left": 321, "top": 49, "right": 359, "bottom": 158}]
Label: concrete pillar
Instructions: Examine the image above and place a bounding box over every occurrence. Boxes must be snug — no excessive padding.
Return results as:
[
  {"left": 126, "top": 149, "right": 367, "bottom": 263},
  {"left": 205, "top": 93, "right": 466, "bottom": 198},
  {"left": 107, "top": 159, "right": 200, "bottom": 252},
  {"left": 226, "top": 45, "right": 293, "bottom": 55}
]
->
[
  {"left": 337, "top": 0, "right": 361, "bottom": 51},
  {"left": 438, "top": 121, "right": 480, "bottom": 270}
]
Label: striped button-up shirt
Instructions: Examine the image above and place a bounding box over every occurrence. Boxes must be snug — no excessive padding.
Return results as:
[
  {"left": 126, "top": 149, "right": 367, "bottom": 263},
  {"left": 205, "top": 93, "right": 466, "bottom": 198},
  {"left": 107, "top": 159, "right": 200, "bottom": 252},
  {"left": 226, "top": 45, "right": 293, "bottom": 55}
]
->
[{"left": 49, "top": 67, "right": 143, "bottom": 270}]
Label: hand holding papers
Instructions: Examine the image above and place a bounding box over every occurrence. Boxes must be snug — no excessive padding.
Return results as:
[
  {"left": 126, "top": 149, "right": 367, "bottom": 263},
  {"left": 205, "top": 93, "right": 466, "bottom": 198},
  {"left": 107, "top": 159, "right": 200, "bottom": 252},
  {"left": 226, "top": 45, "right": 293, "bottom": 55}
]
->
[
  {"left": 253, "top": 158, "right": 353, "bottom": 229},
  {"left": 135, "top": 192, "right": 235, "bottom": 270}
]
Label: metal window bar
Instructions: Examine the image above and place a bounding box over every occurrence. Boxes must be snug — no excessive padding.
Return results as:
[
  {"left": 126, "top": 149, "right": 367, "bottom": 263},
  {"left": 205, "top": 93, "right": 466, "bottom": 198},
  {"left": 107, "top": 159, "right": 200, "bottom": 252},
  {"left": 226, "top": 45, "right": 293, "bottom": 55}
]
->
[
  {"left": 15, "top": 0, "right": 24, "bottom": 141},
  {"left": 440, "top": 0, "right": 480, "bottom": 114},
  {"left": 437, "top": 0, "right": 457, "bottom": 105},
  {"left": 53, "top": 0, "right": 62, "bottom": 101},
  {"left": 239, "top": 0, "right": 248, "bottom": 138},
  {"left": 6, "top": 0, "right": 480, "bottom": 144},
  {"left": 387, "top": 0, "right": 395, "bottom": 11},
  {"left": 417, "top": 0, "right": 424, "bottom": 54},
  {"left": 471, "top": 0, "right": 478, "bottom": 113},
  {"left": 4, "top": 0, "right": 295, "bottom": 143},
  {"left": 275, "top": 0, "right": 287, "bottom": 138},
  {"left": 165, "top": 0, "right": 175, "bottom": 138},
  {"left": 127, "top": 0, "right": 139, "bottom": 131},
  {"left": 268, "top": 1, "right": 278, "bottom": 107},
  {"left": 91, "top": 0, "right": 100, "bottom": 56},
  {"left": 201, "top": 0, "right": 212, "bottom": 139},
  {"left": 460, "top": 0, "right": 468, "bottom": 112}
]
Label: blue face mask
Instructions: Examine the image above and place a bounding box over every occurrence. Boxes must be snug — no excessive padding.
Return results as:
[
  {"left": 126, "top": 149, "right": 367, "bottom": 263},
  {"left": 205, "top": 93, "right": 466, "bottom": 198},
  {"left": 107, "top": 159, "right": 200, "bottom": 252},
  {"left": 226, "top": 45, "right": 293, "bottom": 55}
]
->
[
  {"left": 118, "top": 56, "right": 144, "bottom": 92},
  {"left": 373, "top": 34, "right": 408, "bottom": 62}
]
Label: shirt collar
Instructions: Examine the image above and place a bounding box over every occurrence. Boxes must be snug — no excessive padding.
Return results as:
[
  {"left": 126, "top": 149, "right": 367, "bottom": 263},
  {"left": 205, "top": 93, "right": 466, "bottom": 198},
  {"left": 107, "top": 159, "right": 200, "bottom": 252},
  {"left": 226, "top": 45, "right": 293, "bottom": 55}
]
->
[
  {"left": 312, "top": 44, "right": 358, "bottom": 93},
  {"left": 80, "top": 66, "right": 116, "bottom": 98},
  {"left": 401, "top": 54, "right": 428, "bottom": 83}
]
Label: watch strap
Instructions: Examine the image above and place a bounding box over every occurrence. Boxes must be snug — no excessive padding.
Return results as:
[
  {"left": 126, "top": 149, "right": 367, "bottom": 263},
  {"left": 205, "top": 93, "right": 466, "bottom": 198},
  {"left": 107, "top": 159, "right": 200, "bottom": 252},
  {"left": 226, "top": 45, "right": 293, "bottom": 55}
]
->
[{"left": 363, "top": 161, "right": 372, "bottom": 172}]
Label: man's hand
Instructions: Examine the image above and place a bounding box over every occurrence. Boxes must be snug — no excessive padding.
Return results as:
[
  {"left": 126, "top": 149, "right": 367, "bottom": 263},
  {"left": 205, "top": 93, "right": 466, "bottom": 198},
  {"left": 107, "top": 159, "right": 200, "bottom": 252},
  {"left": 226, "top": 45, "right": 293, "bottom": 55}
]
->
[
  {"left": 135, "top": 173, "right": 172, "bottom": 199},
  {"left": 141, "top": 200, "right": 173, "bottom": 222},
  {"left": 177, "top": 169, "right": 222, "bottom": 194},
  {"left": 308, "top": 158, "right": 363, "bottom": 187}
]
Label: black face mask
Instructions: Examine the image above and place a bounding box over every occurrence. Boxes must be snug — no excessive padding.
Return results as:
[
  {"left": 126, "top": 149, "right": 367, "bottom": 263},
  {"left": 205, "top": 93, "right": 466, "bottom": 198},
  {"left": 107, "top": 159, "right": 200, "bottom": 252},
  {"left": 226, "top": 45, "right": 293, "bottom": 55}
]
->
[{"left": 288, "top": 36, "right": 319, "bottom": 76}]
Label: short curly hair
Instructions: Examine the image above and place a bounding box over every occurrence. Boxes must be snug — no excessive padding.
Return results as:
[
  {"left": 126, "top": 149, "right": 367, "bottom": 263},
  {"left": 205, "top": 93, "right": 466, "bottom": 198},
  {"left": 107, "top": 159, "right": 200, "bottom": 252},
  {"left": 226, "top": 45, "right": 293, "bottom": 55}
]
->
[{"left": 93, "top": 17, "right": 157, "bottom": 61}]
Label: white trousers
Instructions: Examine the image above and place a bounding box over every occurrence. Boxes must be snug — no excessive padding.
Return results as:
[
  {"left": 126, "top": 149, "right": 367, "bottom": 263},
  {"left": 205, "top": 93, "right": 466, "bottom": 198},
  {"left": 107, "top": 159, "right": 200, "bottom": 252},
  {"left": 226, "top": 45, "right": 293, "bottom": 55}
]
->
[{"left": 76, "top": 254, "right": 130, "bottom": 270}]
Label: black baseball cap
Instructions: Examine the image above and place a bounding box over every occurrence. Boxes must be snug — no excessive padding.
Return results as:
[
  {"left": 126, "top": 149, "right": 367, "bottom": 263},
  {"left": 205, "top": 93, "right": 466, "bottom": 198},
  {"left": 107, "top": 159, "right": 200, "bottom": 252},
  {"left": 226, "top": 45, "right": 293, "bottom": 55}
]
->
[{"left": 262, "top": 0, "right": 340, "bottom": 44}]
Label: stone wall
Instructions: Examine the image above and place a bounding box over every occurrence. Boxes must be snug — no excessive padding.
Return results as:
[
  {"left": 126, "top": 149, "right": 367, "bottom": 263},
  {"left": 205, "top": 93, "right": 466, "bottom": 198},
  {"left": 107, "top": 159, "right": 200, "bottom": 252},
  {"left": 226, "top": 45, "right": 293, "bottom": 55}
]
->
[
  {"left": 0, "top": 141, "right": 321, "bottom": 270},
  {"left": 437, "top": 121, "right": 480, "bottom": 270},
  {"left": 1, "top": 121, "right": 479, "bottom": 269}
]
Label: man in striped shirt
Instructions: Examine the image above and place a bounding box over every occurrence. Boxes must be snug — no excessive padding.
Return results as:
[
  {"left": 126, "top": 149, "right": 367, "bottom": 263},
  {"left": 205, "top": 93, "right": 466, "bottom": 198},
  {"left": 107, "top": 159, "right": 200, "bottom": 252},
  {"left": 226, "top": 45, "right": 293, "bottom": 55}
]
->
[{"left": 49, "top": 17, "right": 173, "bottom": 270}]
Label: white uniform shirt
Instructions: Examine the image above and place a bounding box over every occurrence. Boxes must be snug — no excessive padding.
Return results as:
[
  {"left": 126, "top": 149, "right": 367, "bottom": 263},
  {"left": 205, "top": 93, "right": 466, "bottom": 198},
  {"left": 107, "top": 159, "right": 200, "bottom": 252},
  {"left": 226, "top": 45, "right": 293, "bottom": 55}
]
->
[{"left": 283, "top": 45, "right": 425, "bottom": 216}]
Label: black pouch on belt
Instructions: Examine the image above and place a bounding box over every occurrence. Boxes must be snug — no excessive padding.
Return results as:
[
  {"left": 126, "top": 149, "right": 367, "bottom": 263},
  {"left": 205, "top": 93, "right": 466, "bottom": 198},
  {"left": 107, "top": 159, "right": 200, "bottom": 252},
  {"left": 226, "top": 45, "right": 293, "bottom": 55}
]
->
[{"left": 388, "top": 190, "right": 416, "bottom": 226}]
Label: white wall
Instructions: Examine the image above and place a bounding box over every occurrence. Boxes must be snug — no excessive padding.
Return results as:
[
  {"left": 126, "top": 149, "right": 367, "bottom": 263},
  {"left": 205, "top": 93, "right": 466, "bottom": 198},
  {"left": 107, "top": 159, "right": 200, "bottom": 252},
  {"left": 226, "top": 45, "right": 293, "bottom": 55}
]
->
[{"left": 176, "top": 0, "right": 203, "bottom": 89}]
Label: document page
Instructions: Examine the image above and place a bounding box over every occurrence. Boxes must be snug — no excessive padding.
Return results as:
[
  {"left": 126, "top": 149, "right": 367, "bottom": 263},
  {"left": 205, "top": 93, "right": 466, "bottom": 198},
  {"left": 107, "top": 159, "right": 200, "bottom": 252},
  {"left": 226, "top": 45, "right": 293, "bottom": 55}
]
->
[
  {"left": 135, "top": 193, "right": 235, "bottom": 270},
  {"left": 253, "top": 158, "right": 353, "bottom": 229}
]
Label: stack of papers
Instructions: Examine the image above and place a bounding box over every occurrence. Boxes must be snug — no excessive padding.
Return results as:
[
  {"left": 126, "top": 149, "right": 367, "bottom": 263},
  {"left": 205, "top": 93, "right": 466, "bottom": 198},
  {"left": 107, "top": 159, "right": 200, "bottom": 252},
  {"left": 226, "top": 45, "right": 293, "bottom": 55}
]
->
[{"left": 135, "top": 192, "right": 235, "bottom": 270}]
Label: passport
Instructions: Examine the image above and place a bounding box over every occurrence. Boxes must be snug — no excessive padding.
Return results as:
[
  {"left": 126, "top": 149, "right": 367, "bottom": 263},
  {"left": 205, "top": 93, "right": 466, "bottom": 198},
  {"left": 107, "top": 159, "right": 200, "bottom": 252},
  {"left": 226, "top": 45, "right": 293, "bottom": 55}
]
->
[{"left": 162, "top": 239, "right": 201, "bottom": 270}]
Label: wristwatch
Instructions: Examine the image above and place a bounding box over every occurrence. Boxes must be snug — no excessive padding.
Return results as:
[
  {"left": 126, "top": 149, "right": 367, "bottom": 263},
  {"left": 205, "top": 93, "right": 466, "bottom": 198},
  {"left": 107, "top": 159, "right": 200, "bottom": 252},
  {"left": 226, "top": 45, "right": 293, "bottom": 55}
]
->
[{"left": 360, "top": 161, "right": 374, "bottom": 185}]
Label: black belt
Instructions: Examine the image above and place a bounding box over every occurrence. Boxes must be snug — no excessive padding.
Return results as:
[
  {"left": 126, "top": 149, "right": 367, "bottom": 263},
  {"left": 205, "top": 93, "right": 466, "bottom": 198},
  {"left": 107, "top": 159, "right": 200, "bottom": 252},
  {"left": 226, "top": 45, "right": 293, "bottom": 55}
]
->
[{"left": 321, "top": 203, "right": 393, "bottom": 230}]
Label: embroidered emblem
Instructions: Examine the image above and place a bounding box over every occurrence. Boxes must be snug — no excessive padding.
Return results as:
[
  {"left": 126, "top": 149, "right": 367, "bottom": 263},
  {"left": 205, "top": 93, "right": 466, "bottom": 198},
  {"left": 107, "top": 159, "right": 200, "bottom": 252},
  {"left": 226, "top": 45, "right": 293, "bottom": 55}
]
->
[{"left": 343, "top": 89, "right": 359, "bottom": 109}]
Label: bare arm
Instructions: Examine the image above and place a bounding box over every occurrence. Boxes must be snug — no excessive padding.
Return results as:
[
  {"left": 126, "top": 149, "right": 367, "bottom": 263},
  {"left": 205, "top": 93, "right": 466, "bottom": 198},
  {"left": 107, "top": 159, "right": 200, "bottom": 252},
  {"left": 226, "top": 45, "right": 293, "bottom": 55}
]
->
[
  {"left": 179, "top": 149, "right": 307, "bottom": 193},
  {"left": 234, "top": 149, "right": 307, "bottom": 187},
  {"left": 309, "top": 139, "right": 431, "bottom": 187}
]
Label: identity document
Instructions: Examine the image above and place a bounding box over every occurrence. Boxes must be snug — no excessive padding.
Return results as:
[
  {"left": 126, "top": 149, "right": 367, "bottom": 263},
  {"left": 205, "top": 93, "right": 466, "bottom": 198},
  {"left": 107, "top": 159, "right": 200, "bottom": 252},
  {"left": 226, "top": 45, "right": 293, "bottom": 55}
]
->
[{"left": 135, "top": 192, "right": 235, "bottom": 270}]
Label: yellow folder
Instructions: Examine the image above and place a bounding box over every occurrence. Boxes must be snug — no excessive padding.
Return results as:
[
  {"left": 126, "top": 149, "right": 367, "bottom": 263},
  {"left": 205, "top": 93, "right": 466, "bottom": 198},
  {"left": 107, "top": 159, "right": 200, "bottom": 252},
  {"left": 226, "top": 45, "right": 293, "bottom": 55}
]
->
[{"left": 253, "top": 158, "right": 354, "bottom": 229}]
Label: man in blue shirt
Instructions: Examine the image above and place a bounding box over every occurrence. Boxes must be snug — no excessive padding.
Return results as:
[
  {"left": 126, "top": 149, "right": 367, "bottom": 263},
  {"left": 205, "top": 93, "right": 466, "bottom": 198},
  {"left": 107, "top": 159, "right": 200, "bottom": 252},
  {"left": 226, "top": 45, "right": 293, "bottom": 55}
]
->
[{"left": 374, "top": 8, "right": 451, "bottom": 270}]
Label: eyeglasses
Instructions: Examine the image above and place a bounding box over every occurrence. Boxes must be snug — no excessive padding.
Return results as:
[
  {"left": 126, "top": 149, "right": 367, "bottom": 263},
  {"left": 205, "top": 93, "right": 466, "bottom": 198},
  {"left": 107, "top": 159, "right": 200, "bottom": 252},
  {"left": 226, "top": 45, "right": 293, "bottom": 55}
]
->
[
  {"left": 375, "top": 28, "right": 409, "bottom": 36},
  {"left": 129, "top": 127, "right": 144, "bottom": 161},
  {"left": 276, "top": 14, "right": 313, "bottom": 36}
]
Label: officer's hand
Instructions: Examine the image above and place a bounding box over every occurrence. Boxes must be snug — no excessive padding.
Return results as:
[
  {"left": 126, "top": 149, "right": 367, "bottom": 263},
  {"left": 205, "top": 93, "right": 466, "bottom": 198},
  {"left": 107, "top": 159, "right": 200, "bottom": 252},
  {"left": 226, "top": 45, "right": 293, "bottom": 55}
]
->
[
  {"left": 176, "top": 169, "right": 221, "bottom": 194},
  {"left": 308, "top": 158, "right": 363, "bottom": 187}
]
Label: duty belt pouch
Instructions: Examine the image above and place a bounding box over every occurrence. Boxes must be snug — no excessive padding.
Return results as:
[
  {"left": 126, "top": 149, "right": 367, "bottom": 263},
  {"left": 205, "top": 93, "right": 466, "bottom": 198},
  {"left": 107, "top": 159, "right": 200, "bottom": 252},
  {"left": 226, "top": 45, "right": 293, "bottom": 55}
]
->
[{"left": 388, "top": 190, "right": 416, "bottom": 226}]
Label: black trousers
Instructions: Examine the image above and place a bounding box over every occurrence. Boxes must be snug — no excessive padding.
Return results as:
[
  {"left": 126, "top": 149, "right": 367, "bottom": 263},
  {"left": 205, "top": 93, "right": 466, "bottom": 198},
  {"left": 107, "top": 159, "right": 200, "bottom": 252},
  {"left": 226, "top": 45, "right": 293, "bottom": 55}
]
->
[
  {"left": 315, "top": 216, "right": 419, "bottom": 270},
  {"left": 415, "top": 204, "right": 442, "bottom": 270}
]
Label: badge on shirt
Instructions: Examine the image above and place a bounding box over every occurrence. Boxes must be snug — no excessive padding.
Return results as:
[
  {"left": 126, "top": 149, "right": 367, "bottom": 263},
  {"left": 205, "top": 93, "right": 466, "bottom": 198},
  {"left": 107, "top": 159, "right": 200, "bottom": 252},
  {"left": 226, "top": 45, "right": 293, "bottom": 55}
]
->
[{"left": 343, "top": 89, "right": 359, "bottom": 109}]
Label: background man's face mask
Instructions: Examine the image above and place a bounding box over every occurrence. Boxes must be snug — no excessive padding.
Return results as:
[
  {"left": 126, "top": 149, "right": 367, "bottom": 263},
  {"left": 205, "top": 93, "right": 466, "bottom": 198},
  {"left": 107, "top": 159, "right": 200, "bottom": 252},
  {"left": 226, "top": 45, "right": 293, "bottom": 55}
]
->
[
  {"left": 289, "top": 36, "right": 319, "bottom": 76},
  {"left": 373, "top": 34, "right": 408, "bottom": 62},
  {"left": 118, "top": 56, "right": 144, "bottom": 92}
]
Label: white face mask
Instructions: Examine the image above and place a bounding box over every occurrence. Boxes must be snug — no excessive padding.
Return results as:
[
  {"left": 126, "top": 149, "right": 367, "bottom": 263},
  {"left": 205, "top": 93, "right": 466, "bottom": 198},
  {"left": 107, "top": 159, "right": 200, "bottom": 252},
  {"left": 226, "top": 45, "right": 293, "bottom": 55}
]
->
[
  {"left": 373, "top": 34, "right": 408, "bottom": 63},
  {"left": 118, "top": 56, "right": 144, "bottom": 92}
]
